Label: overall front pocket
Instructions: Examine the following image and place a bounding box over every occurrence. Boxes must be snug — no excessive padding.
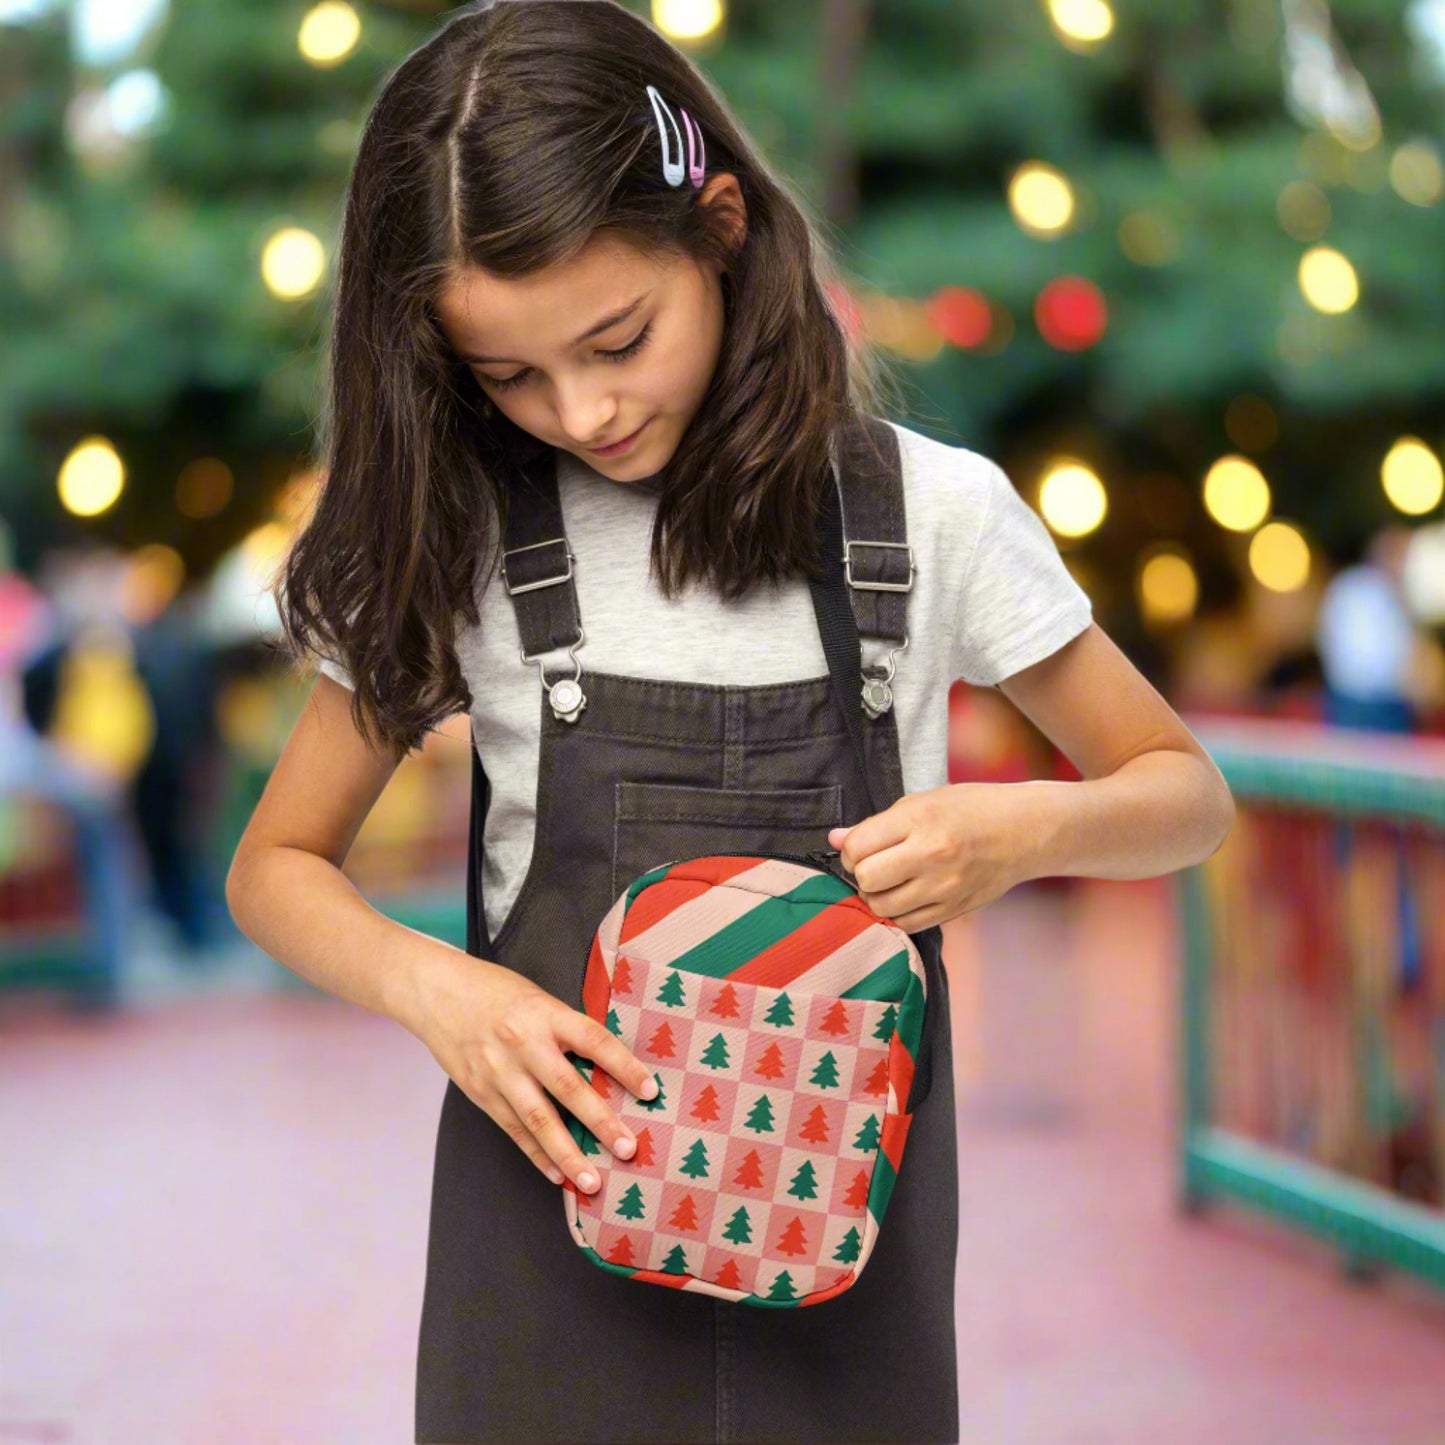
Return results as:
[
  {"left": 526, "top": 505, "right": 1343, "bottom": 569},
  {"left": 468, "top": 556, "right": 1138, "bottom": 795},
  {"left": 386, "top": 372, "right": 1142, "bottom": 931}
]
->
[{"left": 611, "top": 782, "right": 844, "bottom": 901}]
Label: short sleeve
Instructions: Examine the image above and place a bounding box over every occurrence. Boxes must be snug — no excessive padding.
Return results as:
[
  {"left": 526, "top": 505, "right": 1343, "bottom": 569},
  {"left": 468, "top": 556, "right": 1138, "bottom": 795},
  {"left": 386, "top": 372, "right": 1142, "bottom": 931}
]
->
[
  {"left": 315, "top": 654, "right": 355, "bottom": 690},
  {"left": 951, "top": 460, "right": 1093, "bottom": 686}
]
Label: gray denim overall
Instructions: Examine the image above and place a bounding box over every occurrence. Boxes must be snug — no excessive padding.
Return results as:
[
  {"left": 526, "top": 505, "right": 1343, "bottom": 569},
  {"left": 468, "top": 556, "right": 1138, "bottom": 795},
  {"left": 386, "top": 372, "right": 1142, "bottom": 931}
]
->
[{"left": 415, "top": 418, "right": 959, "bottom": 1445}]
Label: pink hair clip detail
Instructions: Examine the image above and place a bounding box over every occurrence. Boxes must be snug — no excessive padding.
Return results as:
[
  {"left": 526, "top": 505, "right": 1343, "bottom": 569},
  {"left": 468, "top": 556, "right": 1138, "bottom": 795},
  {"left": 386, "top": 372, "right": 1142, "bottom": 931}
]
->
[{"left": 646, "top": 85, "right": 705, "bottom": 190}]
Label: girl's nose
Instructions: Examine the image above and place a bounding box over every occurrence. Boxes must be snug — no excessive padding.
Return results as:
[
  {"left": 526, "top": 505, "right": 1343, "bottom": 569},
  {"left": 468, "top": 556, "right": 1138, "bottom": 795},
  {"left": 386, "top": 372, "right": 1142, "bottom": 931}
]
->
[{"left": 554, "top": 380, "right": 619, "bottom": 448}]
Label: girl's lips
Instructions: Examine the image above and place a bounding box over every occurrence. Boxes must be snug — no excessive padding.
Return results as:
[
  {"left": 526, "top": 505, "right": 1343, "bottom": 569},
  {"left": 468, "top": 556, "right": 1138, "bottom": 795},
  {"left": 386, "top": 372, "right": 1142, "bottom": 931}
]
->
[{"left": 588, "top": 419, "right": 650, "bottom": 457}]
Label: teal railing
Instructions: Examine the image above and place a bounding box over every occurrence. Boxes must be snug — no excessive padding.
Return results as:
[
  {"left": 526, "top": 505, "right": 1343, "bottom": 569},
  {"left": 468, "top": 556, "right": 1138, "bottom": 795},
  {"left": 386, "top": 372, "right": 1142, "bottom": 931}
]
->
[{"left": 1181, "top": 718, "right": 1445, "bottom": 1290}]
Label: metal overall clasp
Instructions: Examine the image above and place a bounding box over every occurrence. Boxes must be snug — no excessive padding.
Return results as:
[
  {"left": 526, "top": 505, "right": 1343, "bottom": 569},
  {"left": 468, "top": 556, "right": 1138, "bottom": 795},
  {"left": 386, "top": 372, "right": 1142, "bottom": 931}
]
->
[
  {"left": 520, "top": 626, "right": 588, "bottom": 723},
  {"left": 860, "top": 632, "right": 909, "bottom": 720}
]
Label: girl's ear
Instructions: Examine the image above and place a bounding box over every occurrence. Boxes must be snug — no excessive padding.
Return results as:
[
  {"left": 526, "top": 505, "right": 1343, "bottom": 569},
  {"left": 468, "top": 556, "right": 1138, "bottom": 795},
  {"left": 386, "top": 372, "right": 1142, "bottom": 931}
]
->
[{"left": 697, "top": 172, "right": 748, "bottom": 256}]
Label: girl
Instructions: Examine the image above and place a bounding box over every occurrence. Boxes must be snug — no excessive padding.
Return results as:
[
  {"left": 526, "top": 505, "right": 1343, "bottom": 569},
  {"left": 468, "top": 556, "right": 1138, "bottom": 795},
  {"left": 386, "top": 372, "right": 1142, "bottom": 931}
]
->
[{"left": 225, "top": 2, "right": 1235, "bottom": 1442}]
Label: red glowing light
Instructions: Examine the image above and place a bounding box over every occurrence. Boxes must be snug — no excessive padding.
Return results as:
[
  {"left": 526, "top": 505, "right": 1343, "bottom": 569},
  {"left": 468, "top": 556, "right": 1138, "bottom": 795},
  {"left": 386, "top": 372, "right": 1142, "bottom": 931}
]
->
[
  {"left": 1035, "top": 276, "right": 1108, "bottom": 351},
  {"left": 925, "top": 285, "right": 993, "bottom": 349}
]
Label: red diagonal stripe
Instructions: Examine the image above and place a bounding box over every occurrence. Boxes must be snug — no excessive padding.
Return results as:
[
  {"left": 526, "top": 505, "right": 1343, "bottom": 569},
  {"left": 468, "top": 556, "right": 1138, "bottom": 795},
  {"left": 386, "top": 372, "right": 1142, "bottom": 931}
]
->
[
  {"left": 881, "top": 1109, "right": 911, "bottom": 1173},
  {"left": 629, "top": 1267, "right": 693, "bottom": 1291},
  {"left": 888, "top": 1032, "right": 916, "bottom": 1113},
  {"left": 581, "top": 933, "right": 610, "bottom": 1024},
  {"left": 619, "top": 856, "right": 766, "bottom": 943},
  {"left": 729, "top": 902, "right": 880, "bottom": 988}
]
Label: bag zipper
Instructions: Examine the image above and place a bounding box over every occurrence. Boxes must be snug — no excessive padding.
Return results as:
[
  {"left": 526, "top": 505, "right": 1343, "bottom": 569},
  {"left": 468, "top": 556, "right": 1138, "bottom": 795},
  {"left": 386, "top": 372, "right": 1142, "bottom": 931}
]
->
[{"left": 643, "top": 847, "right": 856, "bottom": 890}]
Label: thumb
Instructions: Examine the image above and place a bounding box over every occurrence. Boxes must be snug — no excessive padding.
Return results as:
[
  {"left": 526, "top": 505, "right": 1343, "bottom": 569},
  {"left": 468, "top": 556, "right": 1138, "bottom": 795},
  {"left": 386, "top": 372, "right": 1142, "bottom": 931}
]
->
[{"left": 827, "top": 825, "right": 851, "bottom": 848}]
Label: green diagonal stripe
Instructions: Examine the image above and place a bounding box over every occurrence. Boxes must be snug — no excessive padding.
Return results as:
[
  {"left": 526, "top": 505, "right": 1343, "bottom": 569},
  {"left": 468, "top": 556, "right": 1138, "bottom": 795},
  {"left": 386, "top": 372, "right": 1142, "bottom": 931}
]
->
[
  {"left": 662, "top": 880, "right": 849, "bottom": 978},
  {"left": 867, "top": 1150, "right": 899, "bottom": 1221},
  {"left": 840, "top": 947, "right": 912, "bottom": 1002}
]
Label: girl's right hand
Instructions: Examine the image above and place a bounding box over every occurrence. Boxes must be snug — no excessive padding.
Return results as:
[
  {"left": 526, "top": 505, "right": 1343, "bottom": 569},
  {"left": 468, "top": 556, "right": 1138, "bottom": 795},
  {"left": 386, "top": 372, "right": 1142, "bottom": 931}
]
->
[{"left": 408, "top": 950, "right": 659, "bottom": 1195}]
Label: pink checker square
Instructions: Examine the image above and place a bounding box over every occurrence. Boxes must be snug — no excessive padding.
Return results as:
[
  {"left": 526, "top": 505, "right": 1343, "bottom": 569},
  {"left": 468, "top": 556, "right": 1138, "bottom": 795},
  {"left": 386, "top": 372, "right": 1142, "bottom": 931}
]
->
[
  {"left": 829, "top": 1158, "right": 875, "bottom": 1216},
  {"left": 796, "top": 1039, "right": 857, "bottom": 1100},
  {"left": 747, "top": 986, "right": 808, "bottom": 1038},
  {"left": 776, "top": 1147, "right": 837, "bottom": 1208},
  {"left": 761, "top": 1203, "right": 828, "bottom": 1266},
  {"left": 619, "top": 1119, "right": 672, "bottom": 1178},
  {"left": 701, "top": 1246, "right": 761, "bottom": 1294},
  {"left": 696, "top": 975, "right": 752, "bottom": 1027},
  {"left": 592, "top": 1221, "right": 650, "bottom": 1271},
  {"left": 677, "top": 1074, "right": 739, "bottom": 1135},
  {"left": 721, "top": 1135, "right": 782, "bottom": 1197},
  {"left": 609, "top": 953, "right": 650, "bottom": 1003},
  {"left": 658, "top": 1180, "right": 718, "bottom": 1240},
  {"left": 665, "top": 1128, "right": 725, "bottom": 1187},
  {"left": 741, "top": 1031, "right": 802, "bottom": 1089},
  {"left": 709, "top": 1194, "right": 767, "bottom": 1256},
  {"left": 636, "top": 1009, "right": 694, "bottom": 1068},
  {"left": 783, "top": 1092, "right": 847, "bottom": 1154},
  {"left": 849, "top": 1047, "right": 892, "bottom": 1103},
  {"left": 685, "top": 1020, "right": 747, "bottom": 1078},
  {"left": 807, "top": 995, "right": 863, "bottom": 1046}
]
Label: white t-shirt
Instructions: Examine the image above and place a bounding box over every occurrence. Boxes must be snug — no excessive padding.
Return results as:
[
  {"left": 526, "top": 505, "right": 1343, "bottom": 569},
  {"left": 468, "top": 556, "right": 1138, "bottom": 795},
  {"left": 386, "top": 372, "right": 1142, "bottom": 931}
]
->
[{"left": 319, "top": 421, "right": 1093, "bottom": 938}]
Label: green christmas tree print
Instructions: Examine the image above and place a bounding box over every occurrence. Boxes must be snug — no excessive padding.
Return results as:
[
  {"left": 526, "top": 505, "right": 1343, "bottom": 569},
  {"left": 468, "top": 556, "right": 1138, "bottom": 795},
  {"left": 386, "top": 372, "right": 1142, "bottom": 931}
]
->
[
  {"left": 766, "top": 1269, "right": 798, "bottom": 1301},
  {"left": 743, "top": 1094, "right": 776, "bottom": 1134},
  {"left": 700, "top": 1032, "right": 731, "bottom": 1070},
  {"left": 763, "top": 993, "right": 795, "bottom": 1028},
  {"left": 615, "top": 1183, "right": 646, "bottom": 1221},
  {"left": 809, "top": 1050, "right": 841, "bottom": 1089},
  {"left": 872, "top": 1004, "right": 898, "bottom": 1042},
  {"left": 579, "top": 1127, "right": 601, "bottom": 1157},
  {"left": 787, "top": 1160, "right": 818, "bottom": 1200},
  {"left": 661, "top": 1243, "right": 690, "bottom": 1275},
  {"left": 852, "top": 1114, "right": 881, "bottom": 1152},
  {"left": 656, "top": 970, "right": 687, "bottom": 1008},
  {"left": 679, "top": 1137, "right": 711, "bottom": 1179},
  {"left": 721, "top": 1205, "right": 753, "bottom": 1245},
  {"left": 638, "top": 1074, "right": 667, "bottom": 1112},
  {"left": 832, "top": 1227, "right": 862, "bottom": 1264},
  {"left": 605, "top": 1008, "right": 623, "bottom": 1037}
]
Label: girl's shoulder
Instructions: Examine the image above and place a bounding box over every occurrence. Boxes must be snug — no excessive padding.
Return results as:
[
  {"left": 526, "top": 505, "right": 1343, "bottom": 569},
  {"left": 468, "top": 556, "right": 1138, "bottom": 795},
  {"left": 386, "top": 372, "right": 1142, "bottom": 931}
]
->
[{"left": 880, "top": 419, "right": 1010, "bottom": 549}]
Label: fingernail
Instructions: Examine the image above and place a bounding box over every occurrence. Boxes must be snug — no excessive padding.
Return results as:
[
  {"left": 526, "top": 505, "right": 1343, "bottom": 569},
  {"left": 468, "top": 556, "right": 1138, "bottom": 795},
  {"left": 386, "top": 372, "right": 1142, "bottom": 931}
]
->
[
  {"left": 578, "top": 1170, "right": 599, "bottom": 1192},
  {"left": 614, "top": 1136, "right": 635, "bottom": 1159},
  {"left": 546, "top": 1166, "right": 563, "bottom": 1185},
  {"left": 640, "top": 1077, "right": 659, "bottom": 1099}
]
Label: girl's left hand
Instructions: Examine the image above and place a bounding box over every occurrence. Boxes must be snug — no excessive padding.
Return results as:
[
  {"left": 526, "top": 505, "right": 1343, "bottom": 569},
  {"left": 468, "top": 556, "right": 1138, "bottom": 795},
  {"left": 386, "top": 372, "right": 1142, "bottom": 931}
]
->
[{"left": 826, "top": 783, "right": 1037, "bottom": 932}]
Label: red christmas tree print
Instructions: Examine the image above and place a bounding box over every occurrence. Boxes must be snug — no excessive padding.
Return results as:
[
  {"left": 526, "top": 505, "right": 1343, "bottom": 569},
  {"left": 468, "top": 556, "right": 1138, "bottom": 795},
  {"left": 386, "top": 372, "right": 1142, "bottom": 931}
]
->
[
  {"left": 668, "top": 1194, "right": 701, "bottom": 1232},
  {"left": 591, "top": 1071, "right": 613, "bottom": 1103},
  {"left": 732, "top": 1149, "right": 765, "bottom": 1190},
  {"left": 843, "top": 1169, "right": 871, "bottom": 1208},
  {"left": 612, "top": 957, "right": 634, "bottom": 996},
  {"left": 754, "top": 1042, "right": 786, "bottom": 1081},
  {"left": 775, "top": 1216, "right": 809, "bottom": 1257},
  {"left": 713, "top": 1258, "right": 744, "bottom": 1291},
  {"left": 799, "top": 1103, "right": 831, "bottom": 1145},
  {"left": 690, "top": 1084, "right": 722, "bottom": 1124},
  {"left": 819, "top": 1000, "right": 852, "bottom": 1036},
  {"left": 864, "top": 1059, "right": 890, "bottom": 1097},
  {"left": 710, "top": 983, "right": 741, "bottom": 1019},
  {"left": 646, "top": 1020, "right": 677, "bottom": 1059},
  {"left": 607, "top": 1234, "right": 637, "bottom": 1266},
  {"left": 632, "top": 1127, "right": 656, "bottom": 1168}
]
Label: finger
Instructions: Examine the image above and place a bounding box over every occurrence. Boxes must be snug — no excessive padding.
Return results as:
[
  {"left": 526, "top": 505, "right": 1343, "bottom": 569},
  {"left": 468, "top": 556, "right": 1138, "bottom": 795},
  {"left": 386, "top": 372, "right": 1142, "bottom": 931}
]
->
[
  {"left": 836, "top": 809, "right": 910, "bottom": 873},
  {"left": 500, "top": 1071, "right": 608, "bottom": 1195},
  {"left": 535, "top": 1040, "right": 642, "bottom": 1165},
  {"left": 486, "top": 1091, "right": 568, "bottom": 1186},
  {"left": 850, "top": 841, "right": 914, "bottom": 897},
  {"left": 560, "top": 1011, "right": 661, "bottom": 1105}
]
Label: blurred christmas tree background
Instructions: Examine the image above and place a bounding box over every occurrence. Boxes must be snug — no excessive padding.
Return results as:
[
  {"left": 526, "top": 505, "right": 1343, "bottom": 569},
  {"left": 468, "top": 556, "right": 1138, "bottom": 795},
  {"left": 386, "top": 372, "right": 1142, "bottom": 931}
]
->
[{"left": 2, "top": 0, "right": 1444, "bottom": 657}]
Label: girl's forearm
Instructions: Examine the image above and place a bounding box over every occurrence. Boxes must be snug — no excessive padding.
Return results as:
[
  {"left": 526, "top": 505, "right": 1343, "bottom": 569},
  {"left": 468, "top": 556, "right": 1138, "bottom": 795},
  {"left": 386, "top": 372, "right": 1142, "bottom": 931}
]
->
[
  {"left": 1011, "top": 749, "right": 1235, "bottom": 883},
  {"left": 225, "top": 846, "right": 468, "bottom": 1037}
]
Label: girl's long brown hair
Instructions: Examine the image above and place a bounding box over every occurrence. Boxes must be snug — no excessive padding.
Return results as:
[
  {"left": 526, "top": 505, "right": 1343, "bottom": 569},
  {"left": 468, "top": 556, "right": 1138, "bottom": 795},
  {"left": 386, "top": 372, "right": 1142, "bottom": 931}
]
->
[{"left": 278, "top": 0, "right": 879, "bottom": 756}]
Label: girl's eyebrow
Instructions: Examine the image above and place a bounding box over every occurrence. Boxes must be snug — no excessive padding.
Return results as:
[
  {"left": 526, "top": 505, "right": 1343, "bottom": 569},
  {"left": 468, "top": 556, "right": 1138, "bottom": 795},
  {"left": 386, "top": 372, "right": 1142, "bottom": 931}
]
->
[{"left": 459, "top": 294, "right": 650, "bottom": 365}]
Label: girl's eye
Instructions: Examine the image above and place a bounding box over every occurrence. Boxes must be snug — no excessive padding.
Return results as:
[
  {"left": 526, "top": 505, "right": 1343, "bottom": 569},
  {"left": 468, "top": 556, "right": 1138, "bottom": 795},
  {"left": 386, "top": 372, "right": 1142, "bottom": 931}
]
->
[{"left": 477, "top": 323, "right": 651, "bottom": 392}]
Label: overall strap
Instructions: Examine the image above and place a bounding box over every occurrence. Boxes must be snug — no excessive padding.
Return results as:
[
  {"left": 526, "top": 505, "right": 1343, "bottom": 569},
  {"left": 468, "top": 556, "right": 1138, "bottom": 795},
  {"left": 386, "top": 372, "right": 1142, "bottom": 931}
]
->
[{"left": 497, "top": 457, "right": 584, "bottom": 669}]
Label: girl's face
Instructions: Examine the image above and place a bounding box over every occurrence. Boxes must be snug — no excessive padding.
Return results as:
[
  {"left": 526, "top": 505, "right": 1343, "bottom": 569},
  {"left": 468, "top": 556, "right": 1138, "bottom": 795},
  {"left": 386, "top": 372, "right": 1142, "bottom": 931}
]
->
[{"left": 437, "top": 228, "right": 728, "bottom": 485}]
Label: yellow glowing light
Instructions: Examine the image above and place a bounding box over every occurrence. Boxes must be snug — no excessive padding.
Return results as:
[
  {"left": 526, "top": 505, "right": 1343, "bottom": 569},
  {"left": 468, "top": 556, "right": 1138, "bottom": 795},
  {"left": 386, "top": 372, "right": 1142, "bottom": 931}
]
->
[
  {"left": 1117, "top": 210, "right": 1178, "bottom": 265},
  {"left": 1390, "top": 140, "right": 1444, "bottom": 207},
  {"left": 262, "top": 226, "right": 326, "bottom": 300},
  {"left": 52, "top": 636, "right": 155, "bottom": 780},
  {"left": 652, "top": 0, "right": 724, "bottom": 42},
  {"left": 243, "top": 521, "right": 292, "bottom": 586},
  {"left": 176, "top": 456, "right": 234, "bottom": 519},
  {"left": 1203, "top": 455, "right": 1271, "bottom": 532},
  {"left": 1137, "top": 551, "right": 1198, "bottom": 625},
  {"left": 122, "top": 544, "right": 186, "bottom": 624},
  {"left": 1381, "top": 437, "right": 1445, "bottom": 516},
  {"left": 1298, "top": 246, "right": 1359, "bottom": 314},
  {"left": 1276, "top": 180, "right": 1331, "bottom": 242},
  {"left": 1039, "top": 461, "right": 1107, "bottom": 539},
  {"left": 298, "top": 2, "right": 361, "bottom": 68},
  {"left": 1249, "top": 521, "right": 1311, "bottom": 593},
  {"left": 1008, "top": 163, "right": 1075, "bottom": 239},
  {"left": 58, "top": 437, "right": 125, "bottom": 517},
  {"left": 1047, "top": 0, "right": 1114, "bottom": 46}
]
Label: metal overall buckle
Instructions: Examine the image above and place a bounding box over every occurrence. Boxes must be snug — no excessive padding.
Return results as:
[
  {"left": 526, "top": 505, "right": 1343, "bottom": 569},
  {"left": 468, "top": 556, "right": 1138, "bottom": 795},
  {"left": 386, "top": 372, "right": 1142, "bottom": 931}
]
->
[
  {"left": 860, "top": 632, "right": 909, "bottom": 719},
  {"left": 520, "top": 626, "right": 588, "bottom": 723}
]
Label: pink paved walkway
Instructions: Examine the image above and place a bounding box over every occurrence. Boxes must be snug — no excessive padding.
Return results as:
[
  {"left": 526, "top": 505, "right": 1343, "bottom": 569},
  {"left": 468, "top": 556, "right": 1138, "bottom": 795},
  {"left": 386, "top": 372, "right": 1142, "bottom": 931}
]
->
[{"left": 3, "top": 879, "right": 1444, "bottom": 1443}]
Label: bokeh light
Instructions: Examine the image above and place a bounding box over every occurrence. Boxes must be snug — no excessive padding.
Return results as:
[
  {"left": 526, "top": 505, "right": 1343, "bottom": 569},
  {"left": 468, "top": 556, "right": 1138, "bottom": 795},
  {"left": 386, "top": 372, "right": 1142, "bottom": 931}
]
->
[
  {"left": 652, "top": 0, "right": 724, "bottom": 42},
  {"left": 1047, "top": 0, "right": 1114, "bottom": 48},
  {"left": 1137, "top": 549, "right": 1199, "bottom": 625},
  {"left": 1008, "top": 163, "right": 1076, "bottom": 238},
  {"left": 1203, "top": 455, "right": 1271, "bottom": 532},
  {"left": 1381, "top": 437, "right": 1445, "bottom": 516},
  {"left": 176, "top": 457, "right": 234, "bottom": 519},
  {"left": 298, "top": 2, "right": 361, "bottom": 68},
  {"left": 1389, "top": 139, "right": 1445, "bottom": 207},
  {"left": 58, "top": 437, "right": 125, "bottom": 517},
  {"left": 1276, "top": 180, "right": 1331, "bottom": 242},
  {"left": 1248, "top": 520, "right": 1311, "bottom": 592},
  {"left": 122, "top": 543, "right": 186, "bottom": 624},
  {"left": 1039, "top": 461, "right": 1108, "bottom": 538},
  {"left": 1298, "top": 246, "right": 1359, "bottom": 314},
  {"left": 925, "top": 286, "right": 993, "bottom": 349},
  {"left": 262, "top": 226, "right": 326, "bottom": 300},
  {"left": 1035, "top": 276, "right": 1107, "bottom": 350}
]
